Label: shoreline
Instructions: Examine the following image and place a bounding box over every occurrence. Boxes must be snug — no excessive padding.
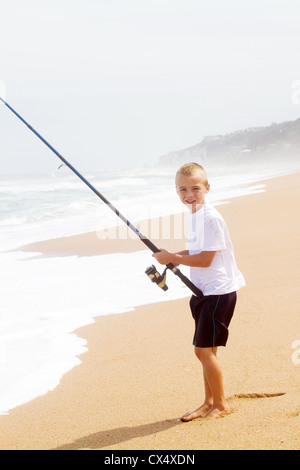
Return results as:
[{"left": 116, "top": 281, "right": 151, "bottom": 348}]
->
[
  {"left": 13, "top": 169, "right": 293, "bottom": 258},
  {"left": 0, "top": 172, "right": 299, "bottom": 450},
  {"left": 15, "top": 212, "right": 188, "bottom": 258}
]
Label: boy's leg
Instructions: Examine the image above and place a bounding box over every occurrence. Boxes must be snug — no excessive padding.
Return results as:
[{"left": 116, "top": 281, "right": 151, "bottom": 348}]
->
[
  {"left": 203, "top": 346, "right": 217, "bottom": 403},
  {"left": 198, "top": 347, "right": 231, "bottom": 419},
  {"left": 181, "top": 347, "right": 217, "bottom": 422},
  {"left": 181, "top": 347, "right": 231, "bottom": 421}
]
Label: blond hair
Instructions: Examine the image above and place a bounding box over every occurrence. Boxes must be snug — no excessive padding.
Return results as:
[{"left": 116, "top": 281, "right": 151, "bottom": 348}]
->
[{"left": 176, "top": 162, "right": 208, "bottom": 186}]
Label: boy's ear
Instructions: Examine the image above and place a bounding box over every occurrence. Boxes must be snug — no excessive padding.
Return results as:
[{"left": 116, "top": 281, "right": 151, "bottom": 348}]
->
[{"left": 206, "top": 184, "right": 210, "bottom": 193}]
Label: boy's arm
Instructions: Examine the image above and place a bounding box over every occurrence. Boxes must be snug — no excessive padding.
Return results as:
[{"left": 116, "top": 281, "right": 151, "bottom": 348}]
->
[
  {"left": 153, "top": 249, "right": 216, "bottom": 268},
  {"left": 176, "top": 250, "right": 189, "bottom": 256}
]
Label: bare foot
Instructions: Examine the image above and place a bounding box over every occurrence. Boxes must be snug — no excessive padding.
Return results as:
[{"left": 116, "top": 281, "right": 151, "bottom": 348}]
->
[
  {"left": 181, "top": 403, "right": 213, "bottom": 422},
  {"left": 203, "top": 405, "right": 232, "bottom": 420}
]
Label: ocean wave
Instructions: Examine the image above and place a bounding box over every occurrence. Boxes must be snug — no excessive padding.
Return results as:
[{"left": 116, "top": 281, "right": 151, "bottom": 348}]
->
[
  {"left": 0, "top": 180, "right": 86, "bottom": 194},
  {"left": 0, "top": 216, "right": 28, "bottom": 227}
]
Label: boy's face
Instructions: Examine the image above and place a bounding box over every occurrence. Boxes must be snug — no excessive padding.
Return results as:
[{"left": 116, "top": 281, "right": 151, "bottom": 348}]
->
[{"left": 176, "top": 173, "right": 210, "bottom": 213}]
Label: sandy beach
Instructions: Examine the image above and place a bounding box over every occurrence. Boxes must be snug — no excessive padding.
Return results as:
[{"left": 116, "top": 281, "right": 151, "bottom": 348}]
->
[{"left": 0, "top": 172, "right": 299, "bottom": 450}]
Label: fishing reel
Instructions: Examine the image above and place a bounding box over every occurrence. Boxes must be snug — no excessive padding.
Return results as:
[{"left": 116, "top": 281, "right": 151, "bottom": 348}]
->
[{"left": 145, "top": 265, "right": 168, "bottom": 291}]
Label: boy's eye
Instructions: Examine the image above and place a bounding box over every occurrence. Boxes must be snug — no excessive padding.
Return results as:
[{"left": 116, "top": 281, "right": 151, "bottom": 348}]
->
[{"left": 179, "top": 187, "right": 201, "bottom": 192}]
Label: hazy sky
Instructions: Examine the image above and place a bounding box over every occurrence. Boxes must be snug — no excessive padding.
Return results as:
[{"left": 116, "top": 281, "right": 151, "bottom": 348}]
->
[{"left": 0, "top": 0, "right": 300, "bottom": 174}]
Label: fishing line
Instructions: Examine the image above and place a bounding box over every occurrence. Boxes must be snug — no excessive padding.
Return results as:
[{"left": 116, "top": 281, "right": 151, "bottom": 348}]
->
[{"left": 0, "top": 97, "right": 203, "bottom": 298}]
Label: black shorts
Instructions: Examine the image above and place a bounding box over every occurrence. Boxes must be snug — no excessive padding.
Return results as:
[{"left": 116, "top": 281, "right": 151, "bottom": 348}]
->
[{"left": 190, "top": 292, "right": 237, "bottom": 348}]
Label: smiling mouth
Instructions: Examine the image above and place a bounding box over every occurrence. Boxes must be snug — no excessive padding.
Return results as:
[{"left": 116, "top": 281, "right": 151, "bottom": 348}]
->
[{"left": 185, "top": 200, "right": 196, "bottom": 205}]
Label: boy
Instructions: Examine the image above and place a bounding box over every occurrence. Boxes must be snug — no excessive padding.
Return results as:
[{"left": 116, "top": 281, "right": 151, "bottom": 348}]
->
[{"left": 153, "top": 163, "right": 245, "bottom": 420}]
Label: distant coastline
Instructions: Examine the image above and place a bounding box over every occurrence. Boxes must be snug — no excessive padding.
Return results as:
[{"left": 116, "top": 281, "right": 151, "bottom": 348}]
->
[{"left": 159, "top": 116, "right": 300, "bottom": 169}]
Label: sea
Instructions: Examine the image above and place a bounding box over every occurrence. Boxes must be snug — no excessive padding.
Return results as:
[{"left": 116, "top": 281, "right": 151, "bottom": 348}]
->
[{"left": 0, "top": 162, "right": 298, "bottom": 415}]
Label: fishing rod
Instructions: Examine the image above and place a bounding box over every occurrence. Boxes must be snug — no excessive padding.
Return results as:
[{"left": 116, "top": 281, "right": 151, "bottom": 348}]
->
[{"left": 0, "top": 96, "right": 203, "bottom": 298}]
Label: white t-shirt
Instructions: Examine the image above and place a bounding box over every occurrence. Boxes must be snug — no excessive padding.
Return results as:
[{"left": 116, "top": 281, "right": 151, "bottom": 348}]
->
[{"left": 186, "top": 203, "right": 246, "bottom": 296}]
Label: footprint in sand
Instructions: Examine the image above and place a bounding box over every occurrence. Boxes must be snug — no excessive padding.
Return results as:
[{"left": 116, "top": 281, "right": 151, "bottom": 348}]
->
[
  {"left": 229, "top": 393, "right": 286, "bottom": 399},
  {"left": 227, "top": 392, "right": 286, "bottom": 414}
]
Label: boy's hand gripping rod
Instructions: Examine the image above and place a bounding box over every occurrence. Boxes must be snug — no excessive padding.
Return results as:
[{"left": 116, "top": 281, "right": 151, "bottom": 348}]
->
[{"left": 0, "top": 97, "right": 203, "bottom": 298}]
